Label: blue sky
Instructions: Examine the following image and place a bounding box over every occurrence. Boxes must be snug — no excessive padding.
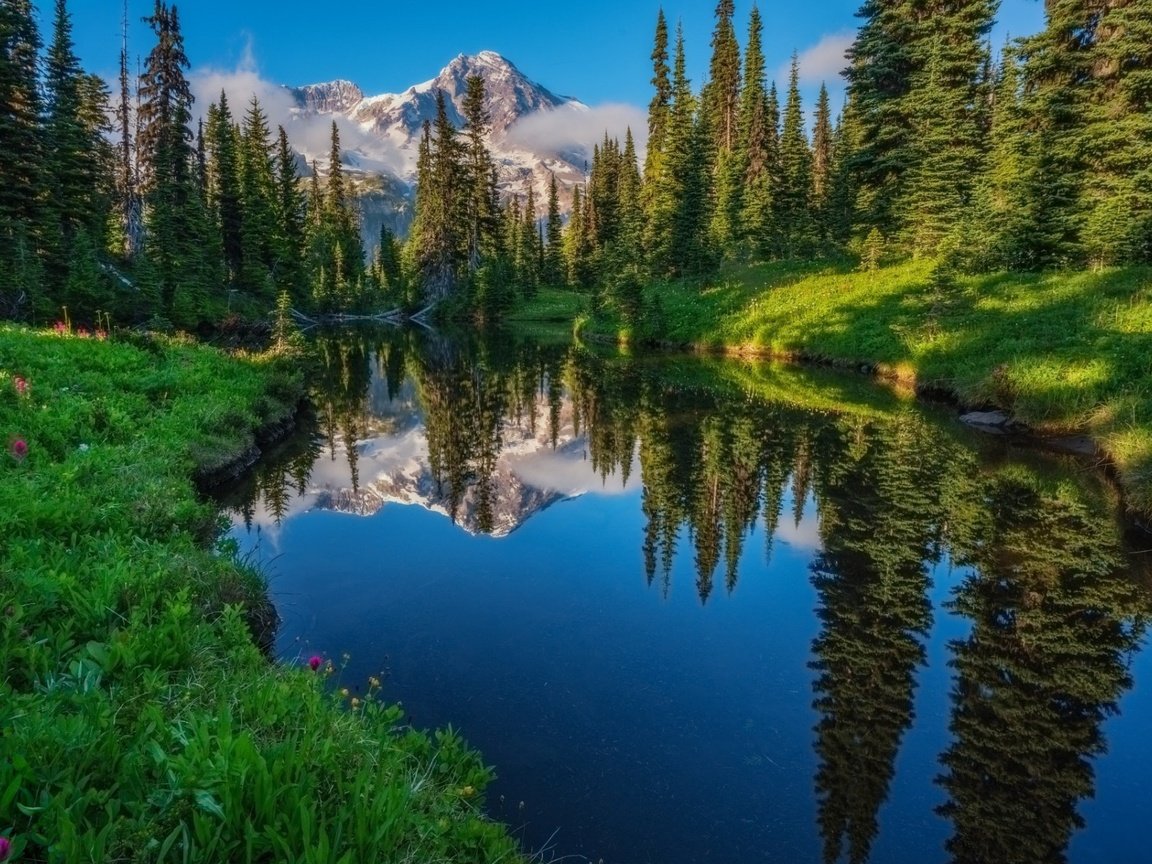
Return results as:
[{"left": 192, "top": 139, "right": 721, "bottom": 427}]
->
[{"left": 66, "top": 0, "right": 1047, "bottom": 110}]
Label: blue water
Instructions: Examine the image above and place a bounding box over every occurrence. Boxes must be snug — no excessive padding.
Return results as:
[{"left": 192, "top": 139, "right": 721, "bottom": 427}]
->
[{"left": 225, "top": 330, "right": 1152, "bottom": 864}]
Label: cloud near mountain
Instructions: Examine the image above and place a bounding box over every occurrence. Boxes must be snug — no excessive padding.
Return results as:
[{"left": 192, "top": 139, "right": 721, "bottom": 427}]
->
[{"left": 504, "top": 102, "right": 648, "bottom": 169}]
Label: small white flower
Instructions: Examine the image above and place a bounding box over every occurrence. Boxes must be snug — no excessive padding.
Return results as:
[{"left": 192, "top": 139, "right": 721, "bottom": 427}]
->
[{"left": 78, "top": 443, "right": 90, "bottom": 453}]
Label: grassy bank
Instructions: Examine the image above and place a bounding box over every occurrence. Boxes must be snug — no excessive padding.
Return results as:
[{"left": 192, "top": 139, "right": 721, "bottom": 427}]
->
[
  {"left": 0, "top": 325, "right": 522, "bottom": 863},
  {"left": 520, "top": 259, "right": 1152, "bottom": 512}
]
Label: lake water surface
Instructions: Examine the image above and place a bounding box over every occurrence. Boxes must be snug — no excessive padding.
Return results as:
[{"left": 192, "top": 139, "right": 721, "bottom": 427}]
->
[{"left": 222, "top": 327, "right": 1152, "bottom": 864}]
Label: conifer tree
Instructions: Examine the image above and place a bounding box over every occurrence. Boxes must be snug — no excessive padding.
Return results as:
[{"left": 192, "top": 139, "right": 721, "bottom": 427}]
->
[
  {"left": 273, "top": 125, "right": 306, "bottom": 300},
  {"left": 205, "top": 92, "right": 242, "bottom": 281},
  {"left": 811, "top": 83, "right": 834, "bottom": 245},
  {"left": 702, "top": 0, "right": 741, "bottom": 154},
  {"left": 238, "top": 96, "right": 277, "bottom": 298},
  {"left": 737, "top": 5, "right": 773, "bottom": 257},
  {"left": 844, "top": 0, "right": 917, "bottom": 237},
  {"left": 772, "top": 56, "right": 815, "bottom": 258},
  {"left": 138, "top": 1, "right": 212, "bottom": 320},
  {"left": 644, "top": 8, "right": 672, "bottom": 186},
  {"left": 1080, "top": 0, "right": 1152, "bottom": 264},
  {"left": 544, "top": 172, "right": 565, "bottom": 286},
  {"left": 0, "top": 0, "right": 44, "bottom": 271},
  {"left": 461, "top": 74, "right": 497, "bottom": 273}
]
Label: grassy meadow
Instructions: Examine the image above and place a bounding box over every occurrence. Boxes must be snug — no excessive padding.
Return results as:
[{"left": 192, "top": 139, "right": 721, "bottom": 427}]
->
[
  {"left": 0, "top": 324, "right": 523, "bottom": 863},
  {"left": 518, "top": 259, "right": 1152, "bottom": 512}
]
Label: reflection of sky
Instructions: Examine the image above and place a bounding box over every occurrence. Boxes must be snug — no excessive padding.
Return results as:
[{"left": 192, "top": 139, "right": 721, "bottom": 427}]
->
[{"left": 224, "top": 363, "right": 1152, "bottom": 864}]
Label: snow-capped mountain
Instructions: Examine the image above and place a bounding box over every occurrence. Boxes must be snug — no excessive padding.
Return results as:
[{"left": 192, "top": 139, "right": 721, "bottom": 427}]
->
[{"left": 284, "top": 51, "right": 596, "bottom": 243}]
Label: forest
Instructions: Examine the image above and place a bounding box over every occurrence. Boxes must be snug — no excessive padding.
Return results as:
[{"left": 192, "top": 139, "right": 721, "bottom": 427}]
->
[{"left": 2, "top": 0, "right": 1149, "bottom": 331}]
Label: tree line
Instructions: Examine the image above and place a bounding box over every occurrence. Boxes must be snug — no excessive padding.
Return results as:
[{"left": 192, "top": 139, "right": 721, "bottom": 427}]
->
[
  {"left": 2, "top": 0, "right": 1149, "bottom": 329},
  {"left": 0, "top": 0, "right": 393, "bottom": 329}
]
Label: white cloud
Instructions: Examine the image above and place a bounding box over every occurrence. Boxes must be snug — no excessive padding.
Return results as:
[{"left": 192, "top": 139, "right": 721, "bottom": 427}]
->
[
  {"left": 779, "top": 31, "right": 856, "bottom": 86},
  {"left": 188, "top": 42, "right": 406, "bottom": 175},
  {"left": 504, "top": 102, "right": 648, "bottom": 167}
]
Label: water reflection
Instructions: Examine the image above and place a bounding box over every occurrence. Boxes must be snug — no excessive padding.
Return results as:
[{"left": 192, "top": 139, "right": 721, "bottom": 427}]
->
[{"left": 222, "top": 326, "right": 1152, "bottom": 864}]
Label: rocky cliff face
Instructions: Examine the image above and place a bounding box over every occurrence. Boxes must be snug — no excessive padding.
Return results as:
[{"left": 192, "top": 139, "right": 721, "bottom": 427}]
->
[{"left": 285, "top": 52, "right": 592, "bottom": 240}]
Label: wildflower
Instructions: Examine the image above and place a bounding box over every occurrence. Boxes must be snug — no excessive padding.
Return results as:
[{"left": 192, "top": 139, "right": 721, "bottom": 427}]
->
[
  {"left": 340, "top": 688, "right": 349, "bottom": 698},
  {"left": 0, "top": 835, "right": 10, "bottom": 861},
  {"left": 13, "top": 376, "right": 27, "bottom": 396},
  {"left": 54, "top": 321, "right": 67, "bottom": 335},
  {"left": 308, "top": 655, "right": 322, "bottom": 671},
  {"left": 368, "top": 676, "right": 381, "bottom": 689},
  {"left": 9, "top": 438, "right": 28, "bottom": 462},
  {"left": 78, "top": 443, "right": 90, "bottom": 454},
  {"left": 76, "top": 326, "right": 90, "bottom": 338},
  {"left": 461, "top": 785, "right": 476, "bottom": 798},
  {"left": 95, "top": 329, "right": 108, "bottom": 341},
  {"left": 350, "top": 697, "right": 361, "bottom": 709}
]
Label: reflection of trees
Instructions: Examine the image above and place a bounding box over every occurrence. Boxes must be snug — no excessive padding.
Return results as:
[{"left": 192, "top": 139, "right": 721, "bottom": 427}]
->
[
  {"left": 807, "top": 413, "right": 962, "bottom": 864},
  {"left": 937, "top": 477, "right": 1149, "bottom": 864}
]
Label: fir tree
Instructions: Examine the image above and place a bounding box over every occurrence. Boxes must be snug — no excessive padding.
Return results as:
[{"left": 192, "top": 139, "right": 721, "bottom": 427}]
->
[
  {"left": 772, "top": 56, "right": 815, "bottom": 258},
  {"left": 737, "top": 5, "right": 773, "bottom": 256},
  {"left": 273, "top": 124, "right": 306, "bottom": 300},
  {"left": 461, "top": 74, "right": 496, "bottom": 273},
  {"left": 0, "top": 0, "right": 44, "bottom": 273},
  {"left": 544, "top": 172, "right": 565, "bottom": 286},
  {"left": 811, "top": 83, "right": 834, "bottom": 244},
  {"left": 238, "top": 96, "right": 277, "bottom": 299},
  {"left": 205, "top": 92, "right": 242, "bottom": 282}
]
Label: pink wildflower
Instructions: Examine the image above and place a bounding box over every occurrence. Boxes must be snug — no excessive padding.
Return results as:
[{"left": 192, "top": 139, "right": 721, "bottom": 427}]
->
[
  {"left": 95, "top": 329, "right": 108, "bottom": 341},
  {"left": 76, "top": 326, "right": 90, "bottom": 338},
  {"left": 0, "top": 834, "right": 10, "bottom": 861},
  {"left": 308, "top": 655, "right": 322, "bottom": 671},
  {"left": 54, "top": 321, "right": 67, "bottom": 334},
  {"left": 13, "top": 377, "right": 27, "bottom": 395},
  {"left": 9, "top": 438, "right": 28, "bottom": 462}
]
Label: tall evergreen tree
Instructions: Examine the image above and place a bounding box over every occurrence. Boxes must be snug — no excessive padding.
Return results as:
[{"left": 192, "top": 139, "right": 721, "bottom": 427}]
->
[
  {"left": 844, "top": 0, "right": 917, "bottom": 238},
  {"left": 544, "top": 172, "right": 564, "bottom": 286},
  {"left": 205, "top": 91, "right": 242, "bottom": 281},
  {"left": 0, "top": 0, "right": 44, "bottom": 269},
  {"left": 811, "top": 82, "right": 834, "bottom": 244},
  {"left": 737, "top": 5, "right": 774, "bottom": 256},
  {"left": 702, "top": 0, "right": 741, "bottom": 154},
  {"left": 273, "top": 124, "right": 306, "bottom": 300},
  {"left": 772, "top": 56, "right": 815, "bottom": 258},
  {"left": 137, "top": 1, "right": 212, "bottom": 320},
  {"left": 461, "top": 74, "right": 496, "bottom": 273},
  {"left": 238, "top": 95, "right": 277, "bottom": 298},
  {"left": 644, "top": 8, "right": 672, "bottom": 186}
]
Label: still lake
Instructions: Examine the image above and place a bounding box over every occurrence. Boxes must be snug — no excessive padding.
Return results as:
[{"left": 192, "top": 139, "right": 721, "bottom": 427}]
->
[{"left": 221, "top": 326, "right": 1152, "bottom": 864}]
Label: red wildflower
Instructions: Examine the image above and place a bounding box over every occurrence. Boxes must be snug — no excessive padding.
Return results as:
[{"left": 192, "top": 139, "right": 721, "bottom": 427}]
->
[
  {"left": 9, "top": 438, "right": 28, "bottom": 462},
  {"left": 308, "top": 655, "right": 322, "bottom": 671},
  {"left": 13, "top": 377, "right": 27, "bottom": 395},
  {"left": 0, "top": 834, "right": 11, "bottom": 861}
]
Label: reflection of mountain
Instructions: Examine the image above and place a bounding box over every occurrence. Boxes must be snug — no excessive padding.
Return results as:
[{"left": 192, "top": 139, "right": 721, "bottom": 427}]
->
[{"left": 309, "top": 384, "right": 595, "bottom": 537}]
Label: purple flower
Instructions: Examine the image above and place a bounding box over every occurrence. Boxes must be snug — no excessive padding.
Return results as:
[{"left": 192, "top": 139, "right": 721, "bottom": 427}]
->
[
  {"left": 9, "top": 438, "right": 28, "bottom": 462},
  {"left": 0, "top": 835, "right": 11, "bottom": 861},
  {"left": 308, "top": 655, "right": 322, "bottom": 671},
  {"left": 13, "top": 377, "right": 27, "bottom": 395}
]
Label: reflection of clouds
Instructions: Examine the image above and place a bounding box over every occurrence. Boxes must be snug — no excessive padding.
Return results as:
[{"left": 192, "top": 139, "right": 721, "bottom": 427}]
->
[
  {"left": 774, "top": 506, "right": 823, "bottom": 551},
  {"left": 509, "top": 445, "right": 641, "bottom": 498}
]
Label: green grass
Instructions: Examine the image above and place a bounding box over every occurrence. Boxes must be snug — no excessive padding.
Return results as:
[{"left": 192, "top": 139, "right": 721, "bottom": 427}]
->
[
  {"left": 574, "top": 258, "right": 1152, "bottom": 512},
  {"left": 0, "top": 325, "right": 524, "bottom": 863},
  {"left": 506, "top": 287, "right": 589, "bottom": 323}
]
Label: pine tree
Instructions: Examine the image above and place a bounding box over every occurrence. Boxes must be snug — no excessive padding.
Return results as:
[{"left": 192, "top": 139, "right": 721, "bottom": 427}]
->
[
  {"left": 238, "top": 96, "right": 277, "bottom": 299},
  {"left": 902, "top": 0, "right": 996, "bottom": 256},
  {"left": 644, "top": 8, "right": 672, "bottom": 186},
  {"left": 702, "top": 0, "right": 741, "bottom": 154},
  {"left": 0, "top": 0, "right": 44, "bottom": 274},
  {"left": 1081, "top": 0, "right": 1152, "bottom": 264},
  {"left": 844, "top": 0, "right": 917, "bottom": 237},
  {"left": 811, "top": 83, "right": 834, "bottom": 245},
  {"left": 114, "top": 4, "right": 142, "bottom": 260},
  {"left": 737, "top": 5, "right": 773, "bottom": 257},
  {"left": 544, "top": 172, "right": 565, "bottom": 286},
  {"left": 772, "top": 56, "right": 815, "bottom": 258},
  {"left": 1014, "top": 0, "right": 1100, "bottom": 266},
  {"left": 273, "top": 125, "right": 306, "bottom": 300},
  {"left": 205, "top": 92, "right": 242, "bottom": 281},
  {"left": 461, "top": 74, "right": 497, "bottom": 274},
  {"left": 407, "top": 92, "right": 466, "bottom": 302},
  {"left": 138, "top": 1, "right": 212, "bottom": 321}
]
